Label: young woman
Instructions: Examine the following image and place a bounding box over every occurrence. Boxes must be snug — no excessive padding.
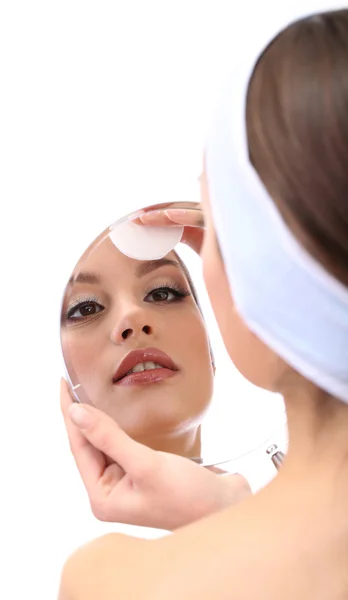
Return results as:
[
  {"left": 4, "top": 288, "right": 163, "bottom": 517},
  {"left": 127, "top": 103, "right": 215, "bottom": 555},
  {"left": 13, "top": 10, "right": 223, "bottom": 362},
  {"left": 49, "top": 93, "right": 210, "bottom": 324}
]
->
[
  {"left": 61, "top": 234, "right": 214, "bottom": 459},
  {"left": 60, "top": 229, "right": 251, "bottom": 530},
  {"left": 59, "top": 5, "right": 348, "bottom": 599}
]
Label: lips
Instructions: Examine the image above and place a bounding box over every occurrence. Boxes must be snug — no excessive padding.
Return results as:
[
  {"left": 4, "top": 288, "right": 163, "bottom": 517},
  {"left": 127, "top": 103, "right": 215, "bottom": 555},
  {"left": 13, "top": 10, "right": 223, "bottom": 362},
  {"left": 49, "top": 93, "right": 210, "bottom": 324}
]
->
[{"left": 112, "top": 347, "right": 178, "bottom": 384}]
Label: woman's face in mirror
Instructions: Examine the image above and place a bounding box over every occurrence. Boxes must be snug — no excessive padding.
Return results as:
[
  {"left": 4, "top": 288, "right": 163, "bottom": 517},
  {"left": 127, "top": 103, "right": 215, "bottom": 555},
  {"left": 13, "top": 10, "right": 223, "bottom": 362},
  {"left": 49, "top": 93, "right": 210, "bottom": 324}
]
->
[{"left": 61, "top": 234, "right": 214, "bottom": 449}]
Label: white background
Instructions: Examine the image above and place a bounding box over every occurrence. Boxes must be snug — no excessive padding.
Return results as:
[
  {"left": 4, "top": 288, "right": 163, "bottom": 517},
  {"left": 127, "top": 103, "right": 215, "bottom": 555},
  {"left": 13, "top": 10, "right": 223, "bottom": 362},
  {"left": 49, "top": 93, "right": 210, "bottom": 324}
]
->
[{"left": 0, "top": 2, "right": 287, "bottom": 598}]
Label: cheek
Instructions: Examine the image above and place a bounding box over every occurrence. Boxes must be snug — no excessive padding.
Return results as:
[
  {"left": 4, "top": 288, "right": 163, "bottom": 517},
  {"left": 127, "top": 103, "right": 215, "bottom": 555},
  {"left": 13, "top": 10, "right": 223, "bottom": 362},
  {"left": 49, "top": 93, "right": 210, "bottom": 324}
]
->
[
  {"left": 176, "top": 310, "right": 206, "bottom": 342},
  {"left": 170, "top": 309, "right": 214, "bottom": 402},
  {"left": 62, "top": 330, "right": 103, "bottom": 377},
  {"left": 170, "top": 308, "right": 211, "bottom": 362}
]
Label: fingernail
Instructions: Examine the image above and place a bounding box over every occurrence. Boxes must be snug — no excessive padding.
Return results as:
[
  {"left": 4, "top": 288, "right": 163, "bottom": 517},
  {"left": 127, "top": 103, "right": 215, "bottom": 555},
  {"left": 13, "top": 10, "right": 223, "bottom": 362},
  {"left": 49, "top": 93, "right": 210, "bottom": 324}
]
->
[
  {"left": 128, "top": 210, "right": 145, "bottom": 221},
  {"left": 164, "top": 209, "right": 187, "bottom": 218},
  {"left": 68, "top": 404, "right": 94, "bottom": 428},
  {"left": 138, "top": 210, "right": 162, "bottom": 221}
]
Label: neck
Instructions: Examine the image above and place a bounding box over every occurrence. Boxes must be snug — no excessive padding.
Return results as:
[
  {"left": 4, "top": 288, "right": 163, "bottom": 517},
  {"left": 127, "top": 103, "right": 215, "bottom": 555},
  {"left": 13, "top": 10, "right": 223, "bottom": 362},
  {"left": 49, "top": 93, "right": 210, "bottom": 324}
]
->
[
  {"left": 136, "top": 425, "right": 202, "bottom": 458},
  {"left": 276, "top": 379, "right": 348, "bottom": 519},
  {"left": 251, "top": 381, "right": 348, "bottom": 589}
]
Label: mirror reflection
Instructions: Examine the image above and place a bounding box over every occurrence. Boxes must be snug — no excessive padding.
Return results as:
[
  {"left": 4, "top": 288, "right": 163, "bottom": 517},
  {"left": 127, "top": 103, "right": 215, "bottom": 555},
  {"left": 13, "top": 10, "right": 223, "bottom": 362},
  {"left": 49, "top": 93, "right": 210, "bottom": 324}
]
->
[
  {"left": 61, "top": 222, "right": 214, "bottom": 462},
  {"left": 60, "top": 209, "right": 287, "bottom": 472}
]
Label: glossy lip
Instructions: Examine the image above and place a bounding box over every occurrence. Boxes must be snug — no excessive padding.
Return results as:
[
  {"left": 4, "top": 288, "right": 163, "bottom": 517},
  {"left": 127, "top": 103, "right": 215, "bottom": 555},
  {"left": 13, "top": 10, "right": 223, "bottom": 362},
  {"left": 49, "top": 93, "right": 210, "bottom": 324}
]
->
[{"left": 112, "top": 347, "right": 179, "bottom": 384}]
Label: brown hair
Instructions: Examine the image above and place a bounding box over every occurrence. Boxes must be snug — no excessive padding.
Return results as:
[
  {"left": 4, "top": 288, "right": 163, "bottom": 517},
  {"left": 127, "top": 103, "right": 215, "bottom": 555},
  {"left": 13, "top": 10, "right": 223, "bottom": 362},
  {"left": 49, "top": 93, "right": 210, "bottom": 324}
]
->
[{"left": 246, "top": 9, "right": 348, "bottom": 285}]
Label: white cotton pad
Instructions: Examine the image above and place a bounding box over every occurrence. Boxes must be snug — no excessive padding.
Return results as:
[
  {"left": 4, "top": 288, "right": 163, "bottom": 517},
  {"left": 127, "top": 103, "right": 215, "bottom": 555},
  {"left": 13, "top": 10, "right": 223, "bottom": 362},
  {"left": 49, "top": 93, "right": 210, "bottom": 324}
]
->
[{"left": 108, "top": 218, "right": 184, "bottom": 260}]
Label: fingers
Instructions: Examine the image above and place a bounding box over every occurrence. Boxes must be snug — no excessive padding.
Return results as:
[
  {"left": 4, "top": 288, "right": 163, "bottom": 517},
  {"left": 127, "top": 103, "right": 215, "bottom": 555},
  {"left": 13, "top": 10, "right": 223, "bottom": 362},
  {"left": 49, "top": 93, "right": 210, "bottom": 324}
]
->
[
  {"left": 180, "top": 227, "right": 204, "bottom": 254},
  {"left": 131, "top": 206, "right": 204, "bottom": 229},
  {"left": 128, "top": 203, "right": 205, "bottom": 256},
  {"left": 60, "top": 379, "right": 106, "bottom": 492},
  {"left": 131, "top": 210, "right": 180, "bottom": 227},
  {"left": 164, "top": 208, "right": 205, "bottom": 228},
  {"left": 67, "top": 400, "right": 155, "bottom": 480},
  {"left": 131, "top": 201, "right": 200, "bottom": 216}
]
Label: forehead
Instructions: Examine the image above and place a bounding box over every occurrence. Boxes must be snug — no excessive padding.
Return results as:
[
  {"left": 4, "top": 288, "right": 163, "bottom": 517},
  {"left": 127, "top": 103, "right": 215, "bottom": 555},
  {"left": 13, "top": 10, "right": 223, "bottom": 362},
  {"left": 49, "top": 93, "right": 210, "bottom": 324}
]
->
[
  {"left": 70, "top": 234, "right": 183, "bottom": 283},
  {"left": 75, "top": 235, "right": 133, "bottom": 273}
]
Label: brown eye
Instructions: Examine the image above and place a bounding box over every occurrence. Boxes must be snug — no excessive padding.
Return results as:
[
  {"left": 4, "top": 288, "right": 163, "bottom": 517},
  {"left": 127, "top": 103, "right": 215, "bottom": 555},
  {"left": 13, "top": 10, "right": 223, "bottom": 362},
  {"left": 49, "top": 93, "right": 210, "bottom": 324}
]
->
[
  {"left": 67, "top": 301, "right": 104, "bottom": 320},
  {"left": 151, "top": 290, "right": 171, "bottom": 301},
  {"left": 144, "top": 285, "right": 190, "bottom": 304}
]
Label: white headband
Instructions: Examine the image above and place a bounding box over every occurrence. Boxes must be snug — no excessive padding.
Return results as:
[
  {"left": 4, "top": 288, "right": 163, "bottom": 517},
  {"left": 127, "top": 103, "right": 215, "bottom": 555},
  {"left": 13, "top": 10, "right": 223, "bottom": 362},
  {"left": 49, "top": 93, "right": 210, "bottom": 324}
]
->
[{"left": 205, "top": 2, "right": 348, "bottom": 402}]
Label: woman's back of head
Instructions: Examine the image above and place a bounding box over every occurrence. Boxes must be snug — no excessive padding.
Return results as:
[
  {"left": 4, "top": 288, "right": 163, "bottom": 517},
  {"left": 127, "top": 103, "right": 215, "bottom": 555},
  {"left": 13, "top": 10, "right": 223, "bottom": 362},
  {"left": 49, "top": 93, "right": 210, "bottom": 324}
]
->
[
  {"left": 246, "top": 9, "right": 348, "bottom": 285},
  {"left": 203, "top": 6, "right": 348, "bottom": 404}
]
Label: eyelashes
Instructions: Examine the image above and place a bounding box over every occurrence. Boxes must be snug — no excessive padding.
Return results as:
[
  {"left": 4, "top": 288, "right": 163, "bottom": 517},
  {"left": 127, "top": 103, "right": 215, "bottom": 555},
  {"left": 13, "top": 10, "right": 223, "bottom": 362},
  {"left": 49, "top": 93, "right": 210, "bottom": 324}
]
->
[
  {"left": 144, "top": 281, "right": 191, "bottom": 303},
  {"left": 65, "top": 294, "right": 104, "bottom": 322},
  {"left": 64, "top": 281, "right": 192, "bottom": 325}
]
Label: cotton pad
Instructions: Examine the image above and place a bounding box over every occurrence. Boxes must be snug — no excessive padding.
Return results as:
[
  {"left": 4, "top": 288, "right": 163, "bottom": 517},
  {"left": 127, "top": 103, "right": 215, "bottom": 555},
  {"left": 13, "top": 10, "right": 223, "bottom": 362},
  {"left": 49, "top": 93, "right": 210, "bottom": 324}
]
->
[{"left": 108, "top": 217, "right": 184, "bottom": 260}]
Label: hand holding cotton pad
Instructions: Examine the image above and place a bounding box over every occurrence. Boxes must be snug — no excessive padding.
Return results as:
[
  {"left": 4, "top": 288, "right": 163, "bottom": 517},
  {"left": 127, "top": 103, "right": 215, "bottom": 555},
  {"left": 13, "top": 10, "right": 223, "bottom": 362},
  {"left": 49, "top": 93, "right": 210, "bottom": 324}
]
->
[{"left": 108, "top": 216, "right": 184, "bottom": 260}]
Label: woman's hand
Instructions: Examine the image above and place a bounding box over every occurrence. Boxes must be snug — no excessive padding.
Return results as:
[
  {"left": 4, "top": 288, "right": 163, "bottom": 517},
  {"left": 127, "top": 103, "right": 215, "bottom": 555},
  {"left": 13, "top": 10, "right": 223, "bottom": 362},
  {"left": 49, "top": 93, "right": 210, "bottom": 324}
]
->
[
  {"left": 130, "top": 201, "right": 205, "bottom": 254},
  {"left": 61, "top": 379, "right": 251, "bottom": 531}
]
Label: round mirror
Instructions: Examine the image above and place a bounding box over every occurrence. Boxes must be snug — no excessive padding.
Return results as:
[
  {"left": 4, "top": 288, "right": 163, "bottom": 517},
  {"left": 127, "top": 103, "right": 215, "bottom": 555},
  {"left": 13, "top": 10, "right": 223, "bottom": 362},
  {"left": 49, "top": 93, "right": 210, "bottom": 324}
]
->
[{"left": 60, "top": 206, "right": 288, "bottom": 481}]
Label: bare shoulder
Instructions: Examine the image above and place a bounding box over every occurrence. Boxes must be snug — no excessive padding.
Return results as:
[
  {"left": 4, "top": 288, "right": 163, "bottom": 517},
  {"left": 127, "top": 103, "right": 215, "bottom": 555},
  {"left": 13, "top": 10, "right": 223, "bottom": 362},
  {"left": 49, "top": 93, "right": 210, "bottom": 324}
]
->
[
  {"left": 58, "top": 495, "right": 270, "bottom": 600},
  {"left": 58, "top": 490, "right": 334, "bottom": 600},
  {"left": 58, "top": 532, "right": 159, "bottom": 600}
]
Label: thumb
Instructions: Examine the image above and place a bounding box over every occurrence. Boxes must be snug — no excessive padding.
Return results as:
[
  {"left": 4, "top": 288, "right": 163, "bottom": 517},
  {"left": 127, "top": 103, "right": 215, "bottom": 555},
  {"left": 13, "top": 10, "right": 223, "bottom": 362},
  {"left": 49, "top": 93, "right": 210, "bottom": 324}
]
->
[{"left": 68, "top": 403, "right": 156, "bottom": 479}]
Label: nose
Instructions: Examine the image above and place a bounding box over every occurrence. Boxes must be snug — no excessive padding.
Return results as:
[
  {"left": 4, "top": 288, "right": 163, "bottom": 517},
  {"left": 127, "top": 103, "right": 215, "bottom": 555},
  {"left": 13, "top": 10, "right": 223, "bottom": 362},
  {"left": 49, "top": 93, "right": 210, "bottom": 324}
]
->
[{"left": 110, "top": 306, "right": 154, "bottom": 344}]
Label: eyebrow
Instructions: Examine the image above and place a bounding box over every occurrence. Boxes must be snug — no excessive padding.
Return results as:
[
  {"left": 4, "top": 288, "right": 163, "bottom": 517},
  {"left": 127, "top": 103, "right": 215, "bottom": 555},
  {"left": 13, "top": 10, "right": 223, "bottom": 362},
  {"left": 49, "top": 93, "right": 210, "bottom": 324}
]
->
[
  {"left": 68, "top": 272, "right": 101, "bottom": 286},
  {"left": 135, "top": 258, "right": 180, "bottom": 277},
  {"left": 68, "top": 258, "right": 180, "bottom": 286}
]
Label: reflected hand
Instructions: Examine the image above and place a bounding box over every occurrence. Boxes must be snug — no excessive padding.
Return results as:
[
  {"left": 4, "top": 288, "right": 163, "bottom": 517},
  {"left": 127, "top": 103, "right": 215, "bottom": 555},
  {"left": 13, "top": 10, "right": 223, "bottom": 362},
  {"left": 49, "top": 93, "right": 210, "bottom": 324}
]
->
[
  {"left": 61, "top": 380, "right": 251, "bottom": 531},
  {"left": 130, "top": 201, "right": 204, "bottom": 254}
]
